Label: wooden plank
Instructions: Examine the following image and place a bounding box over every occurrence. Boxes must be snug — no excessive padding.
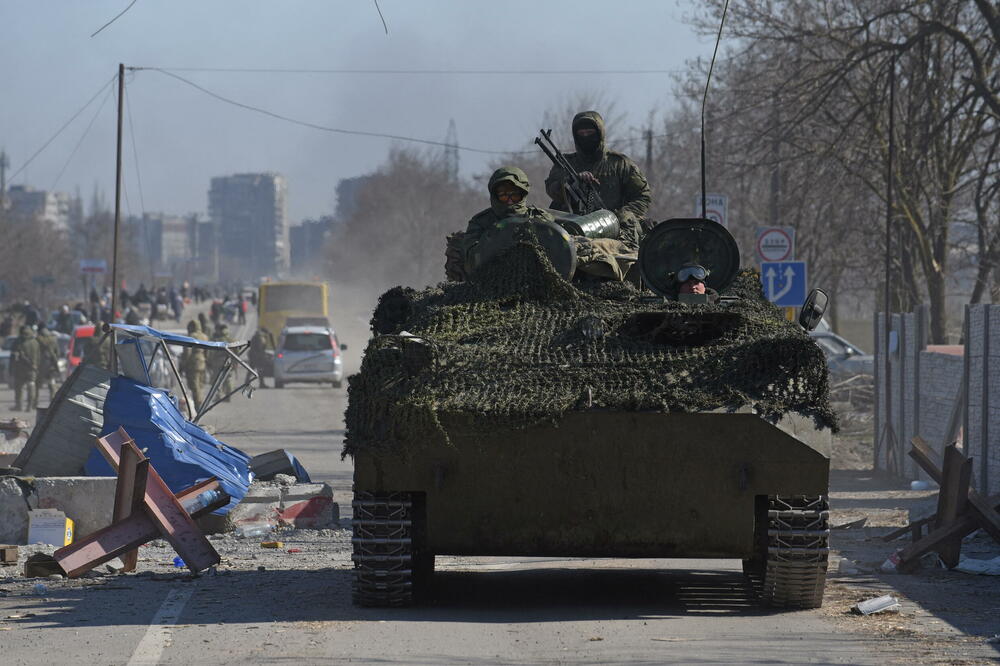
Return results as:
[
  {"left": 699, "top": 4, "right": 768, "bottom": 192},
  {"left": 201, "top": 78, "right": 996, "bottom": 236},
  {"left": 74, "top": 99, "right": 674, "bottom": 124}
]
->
[
  {"left": 896, "top": 493, "right": 1000, "bottom": 572},
  {"left": 911, "top": 437, "right": 1000, "bottom": 545},
  {"left": 909, "top": 436, "right": 943, "bottom": 482},
  {"left": 935, "top": 445, "right": 972, "bottom": 568},
  {"left": 53, "top": 479, "right": 226, "bottom": 578}
]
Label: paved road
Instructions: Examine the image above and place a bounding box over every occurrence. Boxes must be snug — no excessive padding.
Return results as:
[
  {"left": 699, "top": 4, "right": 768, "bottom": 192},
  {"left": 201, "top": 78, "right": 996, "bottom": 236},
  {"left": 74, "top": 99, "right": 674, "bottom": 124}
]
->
[{"left": 0, "top": 310, "right": 994, "bottom": 664}]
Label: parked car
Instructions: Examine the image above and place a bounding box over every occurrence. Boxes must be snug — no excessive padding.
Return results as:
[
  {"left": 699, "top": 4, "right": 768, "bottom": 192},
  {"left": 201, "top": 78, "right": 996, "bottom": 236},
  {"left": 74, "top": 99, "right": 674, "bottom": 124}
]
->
[
  {"left": 67, "top": 324, "right": 97, "bottom": 370},
  {"left": 809, "top": 330, "right": 874, "bottom": 379},
  {"left": 273, "top": 326, "right": 346, "bottom": 389}
]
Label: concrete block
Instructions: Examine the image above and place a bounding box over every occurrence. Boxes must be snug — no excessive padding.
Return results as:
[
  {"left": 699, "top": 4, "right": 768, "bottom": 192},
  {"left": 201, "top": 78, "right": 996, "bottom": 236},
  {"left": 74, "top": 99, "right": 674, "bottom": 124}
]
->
[
  {"left": 227, "top": 481, "right": 338, "bottom": 529},
  {"left": 227, "top": 484, "right": 283, "bottom": 527},
  {"left": 0, "top": 477, "right": 30, "bottom": 544},
  {"left": 26, "top": 477, "right": 117, "bottom": 538}
]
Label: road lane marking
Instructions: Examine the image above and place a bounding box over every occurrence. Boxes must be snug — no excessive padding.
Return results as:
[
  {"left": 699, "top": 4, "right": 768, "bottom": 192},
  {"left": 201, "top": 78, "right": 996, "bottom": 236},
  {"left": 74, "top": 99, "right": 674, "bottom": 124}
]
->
[{"left": 127, "top": 587, "right": 194, "bottom": 666}]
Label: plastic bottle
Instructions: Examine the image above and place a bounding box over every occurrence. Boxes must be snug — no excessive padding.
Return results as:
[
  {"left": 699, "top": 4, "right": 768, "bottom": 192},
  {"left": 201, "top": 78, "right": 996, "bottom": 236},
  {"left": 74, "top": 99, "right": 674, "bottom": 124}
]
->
[
  {"left": 182, "top": 489, "right": 222, "bottom": 514},
  {"left": 235, "top": 521, "right": 273, "bottom": 538}
]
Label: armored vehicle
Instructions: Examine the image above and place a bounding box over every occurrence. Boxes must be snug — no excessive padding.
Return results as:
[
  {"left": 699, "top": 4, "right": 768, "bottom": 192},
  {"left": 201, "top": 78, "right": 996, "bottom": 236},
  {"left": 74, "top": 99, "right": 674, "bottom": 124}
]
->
[{"left": 345, "top": 217, "right": 835, "bottom": 609}]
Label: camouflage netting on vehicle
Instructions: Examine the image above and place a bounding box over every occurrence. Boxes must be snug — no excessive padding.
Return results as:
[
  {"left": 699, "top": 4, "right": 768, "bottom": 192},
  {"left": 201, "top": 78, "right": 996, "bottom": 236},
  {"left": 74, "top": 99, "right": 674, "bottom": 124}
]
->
[{"left": 343, "top": 237, "right": 837, "bottom": 459}]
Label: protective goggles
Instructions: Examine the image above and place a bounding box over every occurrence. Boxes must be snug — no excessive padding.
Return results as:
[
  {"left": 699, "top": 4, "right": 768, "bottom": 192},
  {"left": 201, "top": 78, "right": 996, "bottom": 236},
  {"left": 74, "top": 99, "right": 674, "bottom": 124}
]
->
[{"left": 677, "top": 265, "right": 708, "bottom": 283}]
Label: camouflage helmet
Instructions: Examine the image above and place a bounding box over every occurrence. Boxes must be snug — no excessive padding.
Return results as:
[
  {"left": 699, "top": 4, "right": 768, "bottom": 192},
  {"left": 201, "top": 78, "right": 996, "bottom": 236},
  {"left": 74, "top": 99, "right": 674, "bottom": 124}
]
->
[{"left": 488, "top": 166, "right": 531, "bottom": 196}]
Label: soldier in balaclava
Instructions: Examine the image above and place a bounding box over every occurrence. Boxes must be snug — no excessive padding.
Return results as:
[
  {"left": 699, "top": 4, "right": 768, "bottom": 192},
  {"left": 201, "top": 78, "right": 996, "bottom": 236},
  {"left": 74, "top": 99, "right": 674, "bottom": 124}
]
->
[
  {"left": 544, "top": 111, "right": 652, "bottom": 250},
  {"left": 462, "top": 166, "right": 555, "bottom": 271}
]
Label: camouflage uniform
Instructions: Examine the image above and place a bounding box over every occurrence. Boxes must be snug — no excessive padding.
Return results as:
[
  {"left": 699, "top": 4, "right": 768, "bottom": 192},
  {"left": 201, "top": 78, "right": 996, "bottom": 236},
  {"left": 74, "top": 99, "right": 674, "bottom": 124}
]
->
[
  {"left": 180, "top": 320, "right": 208, "bottom": 412},
  {"left": 36, "top": 326, "right": 61, "bottom": 403},
  {"left": 83, "top": 333, "right": 111, "bottom": 369},
  {"left": 248, "top": 329, "right": 272, "bottom": 388},
  {"left": 12, "top": 326, "right": 40, "bottom": 412},
  {"left": 209, "top": 324, "right": 234, "bottom": 400},
  {"left": 462, "top": 166, "right": 555, "bottom": 272},
  {"left": 544, "top": 110, "right": 652, "bottom": 250}
]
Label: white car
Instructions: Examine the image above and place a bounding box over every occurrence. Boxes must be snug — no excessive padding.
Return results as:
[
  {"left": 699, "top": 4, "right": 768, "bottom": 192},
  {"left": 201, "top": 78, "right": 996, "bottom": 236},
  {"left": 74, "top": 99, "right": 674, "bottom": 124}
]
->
[{"left": 273, "top": 326, "right": 346, "bottom": 389}]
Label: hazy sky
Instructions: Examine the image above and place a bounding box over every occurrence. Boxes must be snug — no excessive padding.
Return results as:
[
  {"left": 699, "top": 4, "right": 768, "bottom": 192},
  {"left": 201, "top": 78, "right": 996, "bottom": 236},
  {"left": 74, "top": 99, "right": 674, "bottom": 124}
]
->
[{"left": 2, "top": 1, "right": 713, "bottom": 222}]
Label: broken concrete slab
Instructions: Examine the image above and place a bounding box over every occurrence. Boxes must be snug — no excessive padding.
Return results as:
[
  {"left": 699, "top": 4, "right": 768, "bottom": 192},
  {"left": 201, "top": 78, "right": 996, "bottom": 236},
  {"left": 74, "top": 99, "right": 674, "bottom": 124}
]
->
[
  {"left": 0, "top": 476, "right": 116, "bottom": 544},
  {"left": 227, "top": 480, "right": 338, "bottom": 530}
]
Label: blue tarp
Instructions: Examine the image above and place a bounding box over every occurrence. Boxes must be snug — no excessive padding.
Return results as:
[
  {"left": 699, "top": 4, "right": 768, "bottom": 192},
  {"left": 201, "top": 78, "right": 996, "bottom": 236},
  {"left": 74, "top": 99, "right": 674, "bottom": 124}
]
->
[{"left": 85, "top": 377, "right": 253, "bottom": 514}]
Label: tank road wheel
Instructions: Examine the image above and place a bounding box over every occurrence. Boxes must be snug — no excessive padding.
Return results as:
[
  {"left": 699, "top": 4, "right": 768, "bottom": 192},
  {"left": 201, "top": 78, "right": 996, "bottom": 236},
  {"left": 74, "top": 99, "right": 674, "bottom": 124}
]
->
[
  {"left": 757, "top": 495, "right": 830, "bottom": 609},
  {"left": 351, "top": 491, "right": 430, "bottom": 607}
]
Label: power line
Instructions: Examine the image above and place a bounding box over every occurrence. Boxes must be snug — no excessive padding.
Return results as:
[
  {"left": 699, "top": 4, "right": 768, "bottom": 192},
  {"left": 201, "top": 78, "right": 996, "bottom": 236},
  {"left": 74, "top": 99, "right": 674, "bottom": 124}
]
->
[
  {"left": 9, "top": 75, "right": 117, "bottom": 183},
  {"left": 143, "top": 67, "right": 536, "bottom": 155},
  {"left": 125, "top": 84, "right": 146, "bottom": 214},
  {"left": 373, "top": 0, "right": 388, "bottom": 35},
  {"left": 51, "top": 82, "right": 115, "bottom": 190},
  {"left": 135, "top": 66, "right": 688, "bottom": 75},
  {"left": 91, "top": 0, "right": 141, "bottom": 38}
]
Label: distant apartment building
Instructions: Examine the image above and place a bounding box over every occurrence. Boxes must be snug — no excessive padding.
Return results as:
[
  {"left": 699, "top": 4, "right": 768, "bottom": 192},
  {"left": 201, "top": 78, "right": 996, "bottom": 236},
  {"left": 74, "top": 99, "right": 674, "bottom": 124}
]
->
[
  {"left": 208, "top": 173, "right": 289, "bottom": 281},
  {"left": 129, "top": 212, "right": 206, "bottom": 281},
  {"left": 5, "top": 185, "right": 75, "bottom": 230},
  {"left": 289, "top": 216, "right": 334, "bottom": 275}
]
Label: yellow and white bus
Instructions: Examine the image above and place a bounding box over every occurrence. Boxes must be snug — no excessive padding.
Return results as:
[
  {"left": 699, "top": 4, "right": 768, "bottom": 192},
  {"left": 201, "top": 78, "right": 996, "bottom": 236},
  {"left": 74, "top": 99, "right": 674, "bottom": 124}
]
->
[{"left": 257, "top": 281, "right": 329, "bottom": 341}]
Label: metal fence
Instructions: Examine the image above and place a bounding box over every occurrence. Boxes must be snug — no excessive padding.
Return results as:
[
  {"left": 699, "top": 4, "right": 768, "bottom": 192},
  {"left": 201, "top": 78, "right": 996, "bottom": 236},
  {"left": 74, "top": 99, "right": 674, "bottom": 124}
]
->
[{"left": 874, "top": 304, "right": 1000, "bottom": 494}]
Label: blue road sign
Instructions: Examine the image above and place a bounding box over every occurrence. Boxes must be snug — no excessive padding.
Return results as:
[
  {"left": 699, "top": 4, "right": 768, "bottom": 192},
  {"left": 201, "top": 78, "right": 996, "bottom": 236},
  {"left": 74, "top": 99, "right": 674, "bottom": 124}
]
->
[{"left": 760, "top": 261, "right": 807, "bottom": 306}]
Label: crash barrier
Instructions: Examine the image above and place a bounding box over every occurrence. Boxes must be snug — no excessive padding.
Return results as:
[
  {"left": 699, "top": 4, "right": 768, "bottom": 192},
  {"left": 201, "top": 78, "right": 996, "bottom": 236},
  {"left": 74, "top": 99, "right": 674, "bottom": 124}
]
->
[{"left": 874, "top": 305, "right": 1000, "bottom": 494}]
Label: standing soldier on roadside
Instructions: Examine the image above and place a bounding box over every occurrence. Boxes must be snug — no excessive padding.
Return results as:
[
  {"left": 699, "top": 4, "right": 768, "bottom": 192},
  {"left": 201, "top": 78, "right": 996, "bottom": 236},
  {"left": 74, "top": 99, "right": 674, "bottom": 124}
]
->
[
  {"left": 36, "top": 323, "right": 61, "bottom": 403},
  {"left": 544, "top": 110, "right": 652, "bottom": 250},
  {"left": 248, "top": 329, "right": 272, "bottom": 389},
  {"left": 12, "top": 325, "right": 40, "bottom": 412},
  {"left": 180, "top": 320, "right": 208, "bottom": 413}
]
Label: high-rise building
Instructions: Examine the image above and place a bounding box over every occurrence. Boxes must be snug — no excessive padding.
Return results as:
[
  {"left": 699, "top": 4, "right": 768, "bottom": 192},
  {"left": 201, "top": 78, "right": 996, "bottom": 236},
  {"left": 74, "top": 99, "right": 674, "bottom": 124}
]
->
[
  {"left": 289, "top": 216, "right": 334, "bottom": 274},
  {"left": 208, "top": 173, "right": 289, "bottom": 281},
  {"left": 6, "top": 185, "right": 74, "bottom": 230}
]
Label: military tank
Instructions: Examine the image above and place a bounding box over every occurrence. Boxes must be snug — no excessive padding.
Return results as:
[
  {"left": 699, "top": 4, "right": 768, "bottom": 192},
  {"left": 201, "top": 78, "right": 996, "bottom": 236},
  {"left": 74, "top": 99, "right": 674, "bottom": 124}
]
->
[{"left": 345, "top": 217, "right": 835, "bottom": 609}]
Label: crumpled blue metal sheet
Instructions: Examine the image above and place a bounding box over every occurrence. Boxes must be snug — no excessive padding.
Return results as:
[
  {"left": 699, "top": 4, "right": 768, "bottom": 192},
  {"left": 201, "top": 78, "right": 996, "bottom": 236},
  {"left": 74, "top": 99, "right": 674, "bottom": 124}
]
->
[{"left": 85, "top": 377, "right": 253, "bottom": 514}]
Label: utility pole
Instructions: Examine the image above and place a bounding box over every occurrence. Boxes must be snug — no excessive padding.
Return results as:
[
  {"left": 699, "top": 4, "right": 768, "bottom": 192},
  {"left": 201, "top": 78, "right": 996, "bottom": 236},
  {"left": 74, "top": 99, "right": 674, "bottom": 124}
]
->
[
  {"left": 443, "top": 119, "right": 459, "bottom": 182},
  {"left": 110, "top": 63, "right": 125, "bottom": 373},
  {"left": 0, "top": 149, "right": 9, "bottom": 209},
  {"left": 644, "top": 128, "right": 653, "bottom": 182},
  {"left": 769, "top": 96, "right": 781, "bottom": 226}
]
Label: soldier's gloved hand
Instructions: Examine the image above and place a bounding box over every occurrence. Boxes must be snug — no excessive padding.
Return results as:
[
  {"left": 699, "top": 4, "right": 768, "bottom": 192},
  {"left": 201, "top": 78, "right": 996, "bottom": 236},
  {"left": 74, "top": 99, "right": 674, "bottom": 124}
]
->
[{"left": 578, "top": 171, "right": 600, "bottom": 186}]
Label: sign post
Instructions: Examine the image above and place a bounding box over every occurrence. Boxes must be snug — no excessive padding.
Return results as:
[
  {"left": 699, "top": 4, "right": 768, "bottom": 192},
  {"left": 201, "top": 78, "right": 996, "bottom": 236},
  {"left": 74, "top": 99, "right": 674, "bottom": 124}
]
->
[
  {"left": 695, "top": 193, "right": 728, "bottom": 227},
  {"left": 755, "top": 227, "right": 795, "bottom": 263},
  {"left": 761, "top": 260, "right": 808, "bottom": 307}
]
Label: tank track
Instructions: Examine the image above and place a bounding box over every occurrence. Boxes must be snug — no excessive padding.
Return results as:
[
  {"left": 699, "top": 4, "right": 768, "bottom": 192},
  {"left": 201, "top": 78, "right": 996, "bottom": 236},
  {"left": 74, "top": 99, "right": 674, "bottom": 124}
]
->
[
  {"left": 760, "top": 495, "right": 830, "bottom": 609},
  {"left": 351, "top": 491, "right": 415, "bottom": 607}
]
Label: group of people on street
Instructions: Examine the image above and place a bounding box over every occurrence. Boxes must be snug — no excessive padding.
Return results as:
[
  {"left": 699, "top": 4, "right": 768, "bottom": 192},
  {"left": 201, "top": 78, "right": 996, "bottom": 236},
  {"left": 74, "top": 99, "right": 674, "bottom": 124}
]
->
[{"left": 10, "top": 323, "right": 61, "bottom": 412}]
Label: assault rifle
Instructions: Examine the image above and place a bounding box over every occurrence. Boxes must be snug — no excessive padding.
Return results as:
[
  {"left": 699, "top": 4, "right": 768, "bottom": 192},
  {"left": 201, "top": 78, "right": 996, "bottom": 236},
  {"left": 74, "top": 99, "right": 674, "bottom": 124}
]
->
[{"left": 534, "top": 129, "right": 605, "bottom": 215}]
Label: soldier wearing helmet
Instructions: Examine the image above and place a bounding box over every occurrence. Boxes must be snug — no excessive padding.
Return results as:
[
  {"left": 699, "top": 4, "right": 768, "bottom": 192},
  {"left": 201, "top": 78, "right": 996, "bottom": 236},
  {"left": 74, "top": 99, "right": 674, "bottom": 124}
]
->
[{"left": 461, "top": 166, "right": 555, "bottom": 271}]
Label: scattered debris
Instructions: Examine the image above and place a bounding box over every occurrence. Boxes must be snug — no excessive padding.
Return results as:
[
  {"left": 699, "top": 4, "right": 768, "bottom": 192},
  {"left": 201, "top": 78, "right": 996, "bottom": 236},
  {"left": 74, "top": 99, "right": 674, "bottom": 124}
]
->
[
  {"left": 890, "top": 438, "right": 1000, "bottom": 573},
  {"left": 910, "top": 480, "right": 931, "bottom": 491},
  {"left": 23, "top": 553, "right": 63, "bottom": 578},
  {"left": 249, "top": 449, "right": 310, "bottom": 482},
  {"left": 0, "top": 544, "right": 16, "bottom": 565},
  {"left": 31, "top": 583, "right": 47, "bottom": 595},
  {"left": 27, "top": 509, "right": 74, "bottom": 546},
  {"left": 260, "top": 541, "right": 283, "bottom": 549},
  {"left": 54, "top": 428, "right": 227, "bottom": 578},
  {"left": 833, "top": 517, "right": 868, "bottom": 530},
  {"left": 853, "top": 595, "right": 901, "bottom": 615},
  {"left": 880, "top": 551, "right": 902, "bottom": 573},
  {"left": 953, "top": 555, "right": 1000, "bottom": 575}
]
